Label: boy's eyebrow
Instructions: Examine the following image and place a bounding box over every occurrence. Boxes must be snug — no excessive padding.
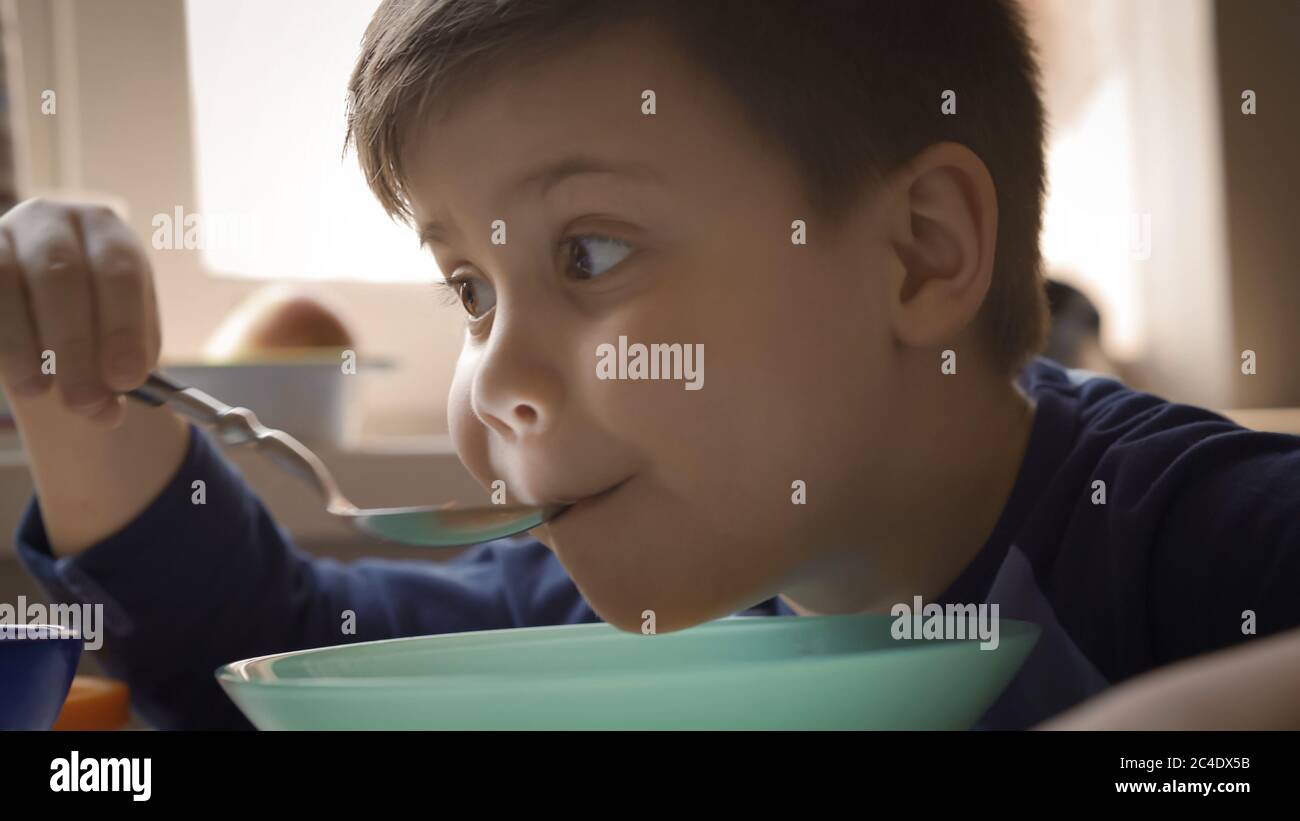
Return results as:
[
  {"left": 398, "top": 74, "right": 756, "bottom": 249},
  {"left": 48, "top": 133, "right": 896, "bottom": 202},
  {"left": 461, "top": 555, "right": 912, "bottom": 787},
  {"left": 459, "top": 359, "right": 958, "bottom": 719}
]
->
[
  {"left": 417, "top": 220, "right": 455, "bottom": 250},
  {"left": 417, "top": 155, "right": 660, "bottom": 250},
  {"left": 524, "top": 155, "right": 661, "bottom": 198}
]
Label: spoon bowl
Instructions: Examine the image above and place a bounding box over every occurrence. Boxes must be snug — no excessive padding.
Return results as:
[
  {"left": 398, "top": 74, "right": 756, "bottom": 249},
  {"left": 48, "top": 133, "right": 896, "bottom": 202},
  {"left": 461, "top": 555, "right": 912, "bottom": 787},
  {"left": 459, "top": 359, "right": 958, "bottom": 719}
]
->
[{"left": 347, "top": 503, "right": 557, "bottom": 547}]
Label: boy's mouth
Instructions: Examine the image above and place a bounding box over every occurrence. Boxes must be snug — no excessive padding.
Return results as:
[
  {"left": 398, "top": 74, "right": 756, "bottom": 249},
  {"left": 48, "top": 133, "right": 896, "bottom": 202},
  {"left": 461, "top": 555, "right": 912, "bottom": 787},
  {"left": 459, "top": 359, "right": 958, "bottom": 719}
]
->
[{"left": 546, "top": 476, "right": 633, "bottom": 524}]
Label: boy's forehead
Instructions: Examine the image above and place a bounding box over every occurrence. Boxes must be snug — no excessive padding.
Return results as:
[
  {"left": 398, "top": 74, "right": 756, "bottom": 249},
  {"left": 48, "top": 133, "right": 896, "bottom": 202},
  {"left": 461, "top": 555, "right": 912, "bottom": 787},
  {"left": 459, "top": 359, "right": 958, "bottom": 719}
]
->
[{"left": 400, "top": 22, "right": 747, "bottom": 226}]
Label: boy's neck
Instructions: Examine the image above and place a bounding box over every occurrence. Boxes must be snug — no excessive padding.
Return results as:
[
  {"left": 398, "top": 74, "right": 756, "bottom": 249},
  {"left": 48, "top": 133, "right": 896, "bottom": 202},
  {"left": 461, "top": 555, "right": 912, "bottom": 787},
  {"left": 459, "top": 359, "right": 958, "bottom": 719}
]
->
[{"left": 780, "top": 362, "right": 1037, "bottom": 616}]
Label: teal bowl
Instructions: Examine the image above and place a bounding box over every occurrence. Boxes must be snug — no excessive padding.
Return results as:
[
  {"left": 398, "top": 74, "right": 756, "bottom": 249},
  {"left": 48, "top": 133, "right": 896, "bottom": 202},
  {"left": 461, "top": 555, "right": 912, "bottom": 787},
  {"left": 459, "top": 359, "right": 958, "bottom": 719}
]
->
[{"left": 216, "top": 614, "right": 1039, "bottom": 730}]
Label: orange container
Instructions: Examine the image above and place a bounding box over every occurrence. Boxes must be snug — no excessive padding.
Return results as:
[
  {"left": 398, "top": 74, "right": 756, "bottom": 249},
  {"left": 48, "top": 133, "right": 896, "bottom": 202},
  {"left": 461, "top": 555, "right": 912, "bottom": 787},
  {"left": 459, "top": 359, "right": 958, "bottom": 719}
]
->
[{"left": 52, "top": 676, "right": 131, "bottom": 731}]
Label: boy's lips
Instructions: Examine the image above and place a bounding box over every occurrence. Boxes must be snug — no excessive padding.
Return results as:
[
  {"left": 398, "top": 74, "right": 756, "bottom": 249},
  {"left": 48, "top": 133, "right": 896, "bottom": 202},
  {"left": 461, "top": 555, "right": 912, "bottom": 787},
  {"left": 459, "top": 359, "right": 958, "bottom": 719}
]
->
[{"left": 546, "top": 476, "right": 633, "bottom": 523}]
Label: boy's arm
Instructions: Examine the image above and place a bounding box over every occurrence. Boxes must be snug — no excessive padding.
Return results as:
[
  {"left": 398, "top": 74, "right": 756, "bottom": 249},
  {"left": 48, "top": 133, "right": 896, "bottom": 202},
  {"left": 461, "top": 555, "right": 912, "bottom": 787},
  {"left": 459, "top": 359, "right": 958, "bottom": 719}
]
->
[
  {"left": 1037, "top": 624, "right": 1300, "bottom": 729},
  {"left": 16, "top": 422, "right": 598, "bottom": 730},
  {"left": 1048, "top": 428, "right": 1300, "bottom": 729},
  {"left": 9, "top": 389, "right": 193, "bottom": 556}
]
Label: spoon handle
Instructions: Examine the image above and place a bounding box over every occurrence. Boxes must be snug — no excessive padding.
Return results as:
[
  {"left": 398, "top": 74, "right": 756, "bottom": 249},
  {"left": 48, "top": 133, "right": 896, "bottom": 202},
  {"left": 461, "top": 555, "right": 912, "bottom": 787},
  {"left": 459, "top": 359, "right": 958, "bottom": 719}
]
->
[
  {"left": 126, "top": 371, "right": 348, "bottom": 503},
  {"left": 126, "top": 371, "right": 269, "bottom": 449},
  {"left": 127, "top": 371, "right": 234, "bottom": 426}
]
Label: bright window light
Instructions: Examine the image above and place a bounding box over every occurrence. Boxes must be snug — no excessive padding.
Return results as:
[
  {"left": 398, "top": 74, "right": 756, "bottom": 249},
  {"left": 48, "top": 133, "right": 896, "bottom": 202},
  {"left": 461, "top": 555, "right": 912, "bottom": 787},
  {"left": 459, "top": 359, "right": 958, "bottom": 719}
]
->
[
  {"left": 183, "top": 0, "right": 433, "bottom": 282},
  {"left": 1040, "top": 75, "right": 1145, "bottom": 360}
]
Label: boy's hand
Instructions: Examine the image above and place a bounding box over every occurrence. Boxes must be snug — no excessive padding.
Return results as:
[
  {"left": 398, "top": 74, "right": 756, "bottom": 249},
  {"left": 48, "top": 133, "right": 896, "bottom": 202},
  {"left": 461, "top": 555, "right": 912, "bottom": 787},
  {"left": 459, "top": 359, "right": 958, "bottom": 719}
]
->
[
  {"left": 0, "top": 197, "right": 161, "bottom": 426},
  {"left": 0, "top": 197, "right": 187, "bottom": 557}
]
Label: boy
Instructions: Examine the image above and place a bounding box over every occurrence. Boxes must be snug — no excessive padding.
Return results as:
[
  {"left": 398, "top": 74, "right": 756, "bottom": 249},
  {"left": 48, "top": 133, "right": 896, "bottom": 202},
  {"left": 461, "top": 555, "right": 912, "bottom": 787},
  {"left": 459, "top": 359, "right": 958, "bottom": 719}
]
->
[{"left": 2, "top": 0, "right": 1297, "bottom": 730}]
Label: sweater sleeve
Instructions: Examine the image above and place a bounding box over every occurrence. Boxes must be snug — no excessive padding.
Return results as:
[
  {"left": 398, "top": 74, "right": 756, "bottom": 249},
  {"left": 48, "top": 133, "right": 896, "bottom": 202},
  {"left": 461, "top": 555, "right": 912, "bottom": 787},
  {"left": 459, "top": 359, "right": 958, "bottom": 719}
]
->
[{"left": 1147, "top": 427, "right": 1300, "bottom": 665}]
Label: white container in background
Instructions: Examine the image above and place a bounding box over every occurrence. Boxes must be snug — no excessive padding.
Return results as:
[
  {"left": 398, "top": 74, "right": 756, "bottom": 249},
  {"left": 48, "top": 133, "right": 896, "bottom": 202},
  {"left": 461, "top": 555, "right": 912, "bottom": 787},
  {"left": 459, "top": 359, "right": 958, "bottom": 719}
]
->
[{"left": 160, "top": 356, "right": 378, "bottom": 445}]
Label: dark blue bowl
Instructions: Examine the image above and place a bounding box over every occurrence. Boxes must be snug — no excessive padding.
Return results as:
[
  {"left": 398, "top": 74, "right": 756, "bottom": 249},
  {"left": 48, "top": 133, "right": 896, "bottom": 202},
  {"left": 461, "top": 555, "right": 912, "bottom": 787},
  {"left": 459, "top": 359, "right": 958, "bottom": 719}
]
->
[{"left": 0, "top": 624, "right": 83, "bottom": 730}]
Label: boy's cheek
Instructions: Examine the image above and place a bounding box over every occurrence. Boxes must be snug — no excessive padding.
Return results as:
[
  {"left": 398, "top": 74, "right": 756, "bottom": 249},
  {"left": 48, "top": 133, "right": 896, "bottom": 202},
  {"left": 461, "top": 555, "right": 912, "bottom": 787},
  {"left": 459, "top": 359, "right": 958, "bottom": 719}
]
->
[{"left": 446, "top": 376, "right": 494, "bottom": 489}]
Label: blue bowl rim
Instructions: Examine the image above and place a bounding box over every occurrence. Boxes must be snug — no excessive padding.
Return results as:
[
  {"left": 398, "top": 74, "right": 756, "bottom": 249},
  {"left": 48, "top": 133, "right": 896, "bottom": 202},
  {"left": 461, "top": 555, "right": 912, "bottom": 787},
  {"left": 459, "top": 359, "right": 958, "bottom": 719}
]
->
[{"left": 0, "top": 623, "right": 83, "bottom": 641}]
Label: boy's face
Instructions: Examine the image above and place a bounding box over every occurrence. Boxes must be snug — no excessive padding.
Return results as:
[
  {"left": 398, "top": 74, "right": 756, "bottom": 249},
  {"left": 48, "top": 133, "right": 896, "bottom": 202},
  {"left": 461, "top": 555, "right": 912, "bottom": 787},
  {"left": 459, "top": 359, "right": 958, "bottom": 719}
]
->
[{"left": 403, "top": 22, "right": 901, "bottom": 632}]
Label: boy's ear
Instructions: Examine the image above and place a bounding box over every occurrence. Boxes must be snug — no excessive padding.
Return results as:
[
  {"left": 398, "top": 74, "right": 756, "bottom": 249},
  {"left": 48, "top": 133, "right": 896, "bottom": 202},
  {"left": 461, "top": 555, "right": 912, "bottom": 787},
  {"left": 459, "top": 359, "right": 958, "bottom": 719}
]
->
[{"left": 880, "top": 142, "right": 998, "bottom": 351}]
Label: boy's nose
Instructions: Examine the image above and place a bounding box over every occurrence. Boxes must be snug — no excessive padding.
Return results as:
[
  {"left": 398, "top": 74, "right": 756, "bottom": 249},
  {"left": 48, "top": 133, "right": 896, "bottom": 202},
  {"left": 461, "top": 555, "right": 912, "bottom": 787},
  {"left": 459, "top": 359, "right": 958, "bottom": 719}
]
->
[
  {"left": 471, "top": 338, "right": 563, "bottom": 442},
  {"left": 479, "top": 399, "right": 547, "bottom": 440}
]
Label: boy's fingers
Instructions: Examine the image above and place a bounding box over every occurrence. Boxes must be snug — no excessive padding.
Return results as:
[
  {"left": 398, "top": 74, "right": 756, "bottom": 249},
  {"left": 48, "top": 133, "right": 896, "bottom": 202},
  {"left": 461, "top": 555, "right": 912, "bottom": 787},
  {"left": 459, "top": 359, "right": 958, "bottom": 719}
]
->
[
  {"left": 10, "top": 206, "right": 109, "bottom": 416},
  {"left": 84, "top": 392, "right": 128, "bottom": 429},
  {"left": 78, "top": 205, "right": 153, "bottom": 391},
  {"left": 0, "top": 227, "right": 48, "bottom": 397}
]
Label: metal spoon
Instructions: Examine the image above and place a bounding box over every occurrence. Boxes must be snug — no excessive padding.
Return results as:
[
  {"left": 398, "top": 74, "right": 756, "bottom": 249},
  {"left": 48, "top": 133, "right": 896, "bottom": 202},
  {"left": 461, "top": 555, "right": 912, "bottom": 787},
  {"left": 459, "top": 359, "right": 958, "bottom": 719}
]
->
[{"left": 126, "top": 371, "right": 564, "bottom": 548}]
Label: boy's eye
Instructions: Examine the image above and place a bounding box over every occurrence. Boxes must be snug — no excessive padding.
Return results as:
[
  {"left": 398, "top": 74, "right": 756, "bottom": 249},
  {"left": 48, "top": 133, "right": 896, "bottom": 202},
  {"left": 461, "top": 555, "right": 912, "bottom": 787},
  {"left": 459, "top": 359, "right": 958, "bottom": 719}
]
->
[
  {"left": 436, "top": 234, "right": 632, "bottom": 319},
  {"left": 444, "top": 274, "right": 496, "bottom": 319},
  {"left": 563, "top": 234, "right": 633, "bottom": 280}
]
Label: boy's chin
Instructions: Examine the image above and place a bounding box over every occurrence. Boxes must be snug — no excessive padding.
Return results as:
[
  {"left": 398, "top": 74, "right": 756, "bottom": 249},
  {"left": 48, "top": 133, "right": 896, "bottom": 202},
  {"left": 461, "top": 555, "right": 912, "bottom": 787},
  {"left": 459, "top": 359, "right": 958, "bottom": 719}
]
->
[
  {"left": 526, "top": 488, "right": 782, "bottom": 634},
  {"left": 584, "top": 596, "right": 726, "bottom": 636},
  {"left": 566, "top": 550, "right": 763, "bottom": 635},
  {"left": 526, "top": 524, "right": 555, "bottom": 549}
]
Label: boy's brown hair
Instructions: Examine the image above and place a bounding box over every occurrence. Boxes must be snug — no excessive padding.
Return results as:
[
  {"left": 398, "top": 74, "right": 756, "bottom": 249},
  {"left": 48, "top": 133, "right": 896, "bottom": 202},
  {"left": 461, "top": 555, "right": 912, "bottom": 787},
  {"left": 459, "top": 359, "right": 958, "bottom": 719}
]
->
[{"left": 345, "top": 0, "right": 1049, "bottom": 374}]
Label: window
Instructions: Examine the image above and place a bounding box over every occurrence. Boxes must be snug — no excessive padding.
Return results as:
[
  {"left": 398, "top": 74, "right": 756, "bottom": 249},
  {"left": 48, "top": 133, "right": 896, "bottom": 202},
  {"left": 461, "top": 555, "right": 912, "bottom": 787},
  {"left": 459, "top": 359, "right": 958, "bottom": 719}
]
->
[
  {"left": 1028, "top": 0, "right": 1233, "bottom": 406},
  {"left": 183, "top": 0, "right": 432, "bottom": 282}
]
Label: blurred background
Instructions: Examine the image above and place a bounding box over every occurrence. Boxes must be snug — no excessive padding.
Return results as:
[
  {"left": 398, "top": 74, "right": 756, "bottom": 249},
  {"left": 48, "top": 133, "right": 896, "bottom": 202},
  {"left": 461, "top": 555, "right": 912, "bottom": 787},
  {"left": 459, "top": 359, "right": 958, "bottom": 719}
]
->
[{"left": 0, "top": 0, "right": 1297, "bottom": 548}]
